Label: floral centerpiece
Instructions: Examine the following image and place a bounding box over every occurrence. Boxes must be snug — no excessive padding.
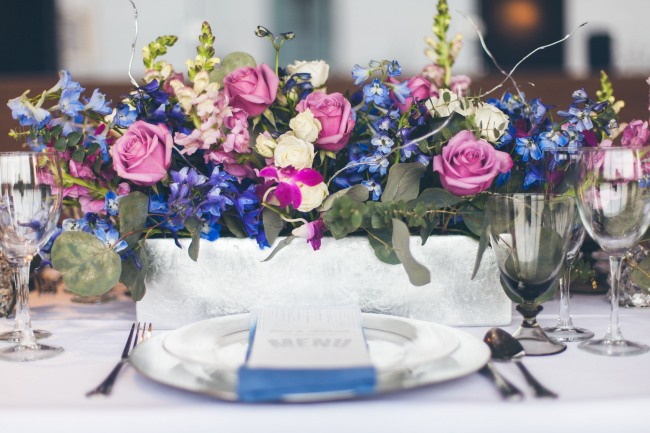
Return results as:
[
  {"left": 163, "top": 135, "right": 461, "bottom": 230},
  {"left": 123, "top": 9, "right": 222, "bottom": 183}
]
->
[{"left": 7, "top": 0, "right": 638, "bottom": 301}]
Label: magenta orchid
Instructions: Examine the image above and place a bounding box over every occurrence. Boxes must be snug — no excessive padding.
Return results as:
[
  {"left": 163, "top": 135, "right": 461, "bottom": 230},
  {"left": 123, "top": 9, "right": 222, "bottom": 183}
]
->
[{"left": 258, "top": 166, "right": 323, "bottom": 210}]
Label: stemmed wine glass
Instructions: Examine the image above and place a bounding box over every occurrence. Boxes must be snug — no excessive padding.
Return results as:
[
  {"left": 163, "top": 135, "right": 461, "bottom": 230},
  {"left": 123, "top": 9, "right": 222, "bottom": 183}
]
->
[
  {"left": 543, "top": 149, "right": 594, "bottom": 342},
  {"left": 0, "top": 151, "right": 63, "bottom": 361},
  {"left": 486, "top": 193, "right": 575, "bottom": 355},
  {"left": 574, "top": 145, "right": 650, "bottom": 356}
]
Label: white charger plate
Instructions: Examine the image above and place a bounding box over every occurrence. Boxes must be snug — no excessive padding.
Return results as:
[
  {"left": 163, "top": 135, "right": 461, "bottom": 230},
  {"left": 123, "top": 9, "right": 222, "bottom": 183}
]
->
[
  {"left": 130, "top": 314, "right": 490, "bottom": 402},
  {"left": 162, "top": 313, "right": 460, "bottom": 377}
]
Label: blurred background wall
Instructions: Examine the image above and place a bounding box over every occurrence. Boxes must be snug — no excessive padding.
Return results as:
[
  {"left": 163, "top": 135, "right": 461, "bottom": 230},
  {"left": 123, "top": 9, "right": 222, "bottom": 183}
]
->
[{"left": 1, "top": 0, "right": 649, "bottom": 149}]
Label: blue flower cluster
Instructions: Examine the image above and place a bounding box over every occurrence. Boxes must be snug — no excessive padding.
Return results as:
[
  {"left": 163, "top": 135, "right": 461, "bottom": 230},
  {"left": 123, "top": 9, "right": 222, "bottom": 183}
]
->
[
  {"left": 148, "top": 166, "right": 267, "bottom": 247},
  {"left": 333, "top": 60, "right": 430, "bottom": 200}
]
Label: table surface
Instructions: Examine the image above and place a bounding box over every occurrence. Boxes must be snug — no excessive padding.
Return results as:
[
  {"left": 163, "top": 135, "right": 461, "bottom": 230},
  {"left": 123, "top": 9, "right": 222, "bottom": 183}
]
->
[{"left": 2, "top": 290, "right": 650, "bottom": 433}]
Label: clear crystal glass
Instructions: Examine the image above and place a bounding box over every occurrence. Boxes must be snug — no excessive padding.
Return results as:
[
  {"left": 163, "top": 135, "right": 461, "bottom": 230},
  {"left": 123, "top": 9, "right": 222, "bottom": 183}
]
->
[
  {"left": 574, "top": 146, "right": 650, "bottom": 356},
  {"left": 0, "top": 152, "right": 63, "bottom": 361}
]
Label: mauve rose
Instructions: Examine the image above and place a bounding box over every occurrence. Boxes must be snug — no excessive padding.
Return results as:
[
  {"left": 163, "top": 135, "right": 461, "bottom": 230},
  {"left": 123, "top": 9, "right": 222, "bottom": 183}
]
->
[
  {"left": 393, "top": 76, "right": 435, "bottom": 113},
  {"left": 433, "top": 130, "right": 513, "bottom": 196},
  {"left": 112, "top": 120, "right": 173, "bottom": 186},
  {"left": 223, "top": 64, "right": 279, "bottom": 117},
  {"left": 621, "top": 120, "right": 649, "bottom": 148},
  {"left": 296, "top": 92, "right": 355, "bottom": 152}
]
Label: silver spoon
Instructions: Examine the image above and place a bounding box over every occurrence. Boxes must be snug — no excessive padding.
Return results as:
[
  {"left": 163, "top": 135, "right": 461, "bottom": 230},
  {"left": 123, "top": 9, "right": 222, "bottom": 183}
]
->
[{"left": 484, "top": 328, "right": 558, "bottom": 398}]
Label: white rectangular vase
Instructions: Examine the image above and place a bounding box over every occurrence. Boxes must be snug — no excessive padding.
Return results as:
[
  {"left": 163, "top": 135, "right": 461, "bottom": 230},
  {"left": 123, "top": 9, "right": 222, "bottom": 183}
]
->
[{"left": 136, "top": 236, "right": 512, "bottom": 329}]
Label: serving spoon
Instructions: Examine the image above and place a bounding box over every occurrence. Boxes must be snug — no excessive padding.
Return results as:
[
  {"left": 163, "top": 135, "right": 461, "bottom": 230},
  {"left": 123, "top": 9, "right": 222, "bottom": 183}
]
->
[{"left": 484, "top": 328, "right": 558, "bottom": 398}]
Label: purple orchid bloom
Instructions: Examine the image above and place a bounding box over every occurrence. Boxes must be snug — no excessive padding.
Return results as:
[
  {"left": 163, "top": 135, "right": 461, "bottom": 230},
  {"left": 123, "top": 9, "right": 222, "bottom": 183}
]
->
[{"left": 258, "top": 166, "right": 323, "bottom": 210}]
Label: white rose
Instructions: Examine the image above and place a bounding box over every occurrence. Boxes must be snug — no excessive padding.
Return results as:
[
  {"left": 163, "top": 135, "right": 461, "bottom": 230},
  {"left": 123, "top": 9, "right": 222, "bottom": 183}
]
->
[
  {"left": 289, "top": 109, "right": 322, "bottom": 143},
  {"left": 297, "top": 182, "right": 329, "bottom": 212},
  {"left": 255, "top": 133, "right": 277, "bottom": 158},
  {"left": 273, "top": 133, "right": 315, "bottom": 169},
  {"left": 425, "top": 89, "right": 462, "bottom": 117},
  {"left": 287, "top": 60, "right": 330, "bottom": 88},
  {"left": 474, "top": 103, "right": 510, "bottom": 142}
]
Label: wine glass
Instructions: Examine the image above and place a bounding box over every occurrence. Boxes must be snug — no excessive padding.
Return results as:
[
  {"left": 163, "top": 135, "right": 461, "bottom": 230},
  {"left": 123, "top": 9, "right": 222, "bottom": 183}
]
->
[
  {"left": 574, "top": 145, "right": 650, "bottom": 356},
  {"left": 543, "top": 149, "right": 594, "bottom": 342},
  {"left": 486, "top": 193, "right": 575, "bottom": 355},
  {"left": 0, "top": 151, "right": 63, "bottom": 361}
]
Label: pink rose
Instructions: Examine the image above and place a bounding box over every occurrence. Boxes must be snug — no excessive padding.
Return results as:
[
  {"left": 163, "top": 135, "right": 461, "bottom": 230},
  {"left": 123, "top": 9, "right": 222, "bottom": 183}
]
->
[
  {"left": 621, "top": 120, "right": 649, "bottom": 148},
  {"left": 223, "top": 64, "right": 279, "bottom": 117},
  {"left": 392, "top": 76, "right": 437, "bottom": 113},
  {"left": 296, "top": 92, "right": 355, "bottom": 152},
  {"left": 112, "top": 120, "right": 173, "bottom": 186},
  {"left": 433, "top": 130, "right": 513, "bottom": 196}
]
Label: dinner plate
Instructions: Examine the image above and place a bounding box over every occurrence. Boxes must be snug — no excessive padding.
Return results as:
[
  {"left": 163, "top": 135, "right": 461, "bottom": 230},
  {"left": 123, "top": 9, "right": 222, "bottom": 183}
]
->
[
  {"left": 162, "top": 313, "right": 461, "bottom": 378},
  {"left": 130, "top": 314, "right": 490, "bottom": 402}
]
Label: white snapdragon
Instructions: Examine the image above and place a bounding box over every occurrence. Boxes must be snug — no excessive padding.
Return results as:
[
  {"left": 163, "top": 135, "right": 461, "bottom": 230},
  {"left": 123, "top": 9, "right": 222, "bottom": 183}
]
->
[
  {"left": 287, "top": 60, "right": 330, "bottom": 88},
  {"left": 273, "top": 133, "right": 315, "bottom": 169},
  {"left": 297, "top": 182, "right": 329, "bottom": 212},
  {"left": 289, "top": 109, "right": 322, "bottom": 143}
]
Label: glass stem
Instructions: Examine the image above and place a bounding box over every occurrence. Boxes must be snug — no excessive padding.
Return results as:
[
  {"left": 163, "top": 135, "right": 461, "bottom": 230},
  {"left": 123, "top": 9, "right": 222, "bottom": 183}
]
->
[
  {"left": 556, "top": 265, "right": 575, "bottom": 329},
  {"left": 13, "top": 261, "right": 36, "bottom": 348},
  {"left": 606, "top": 255, "right": 624, "bottom": 342}
]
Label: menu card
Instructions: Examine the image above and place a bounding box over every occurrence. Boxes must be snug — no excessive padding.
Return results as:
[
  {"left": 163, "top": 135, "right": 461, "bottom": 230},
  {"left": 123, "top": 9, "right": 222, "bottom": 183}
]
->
[{"left": 237, "top": 306, "right": 377, "bottom": 402}]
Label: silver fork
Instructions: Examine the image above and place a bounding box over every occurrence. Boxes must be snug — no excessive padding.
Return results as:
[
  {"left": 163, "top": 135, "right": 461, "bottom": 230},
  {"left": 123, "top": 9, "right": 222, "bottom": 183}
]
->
[{"left": 86, "top": 322, "right": 152, "bottom": 397}]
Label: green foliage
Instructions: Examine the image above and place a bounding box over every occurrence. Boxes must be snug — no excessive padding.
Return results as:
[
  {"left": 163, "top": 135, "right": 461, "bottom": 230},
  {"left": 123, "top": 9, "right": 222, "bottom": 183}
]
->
[
  {"left": 184, "top": 217, "right": 202, "bottom": 262},
  {"left": 187, "top": 22, "right": 220, "bottom": 81},
  {"left": 120, "top": 247, "right": 148, "bottom": 301},
  {"left": 210, "top": 51, "right": 257, "bottom": 85},
  {"left": 51, "top": 232, "right": 121, "bottom": 296},
  {"left": 118, "top": 192, "right": 149, "bottom": 249},
  {"left": 323, "top": 195, "right": 368, "bottom": 239},
  {"left": 381, "top": 163, "right": 427, "bottom": 203},
  {"left": 391, "top": 219, "right": 431, "bottom": 286},
  {"left": 263, "top": 235, "right": 296, "bottom": 262},
  {"left": 320, "top": 184, "right": 369, "bottom": 212},
  {"left": 596, "top": 70, "right": 614, "bottom": 103},
  {"left": 262, "top": 207, "right": 284, "bottom": 246}
]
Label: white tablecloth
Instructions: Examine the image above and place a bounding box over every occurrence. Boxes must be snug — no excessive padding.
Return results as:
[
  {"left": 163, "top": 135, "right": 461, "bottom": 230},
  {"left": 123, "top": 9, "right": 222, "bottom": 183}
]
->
[{"left": 2, "top": 291, "right": 650, "bottom": 433}]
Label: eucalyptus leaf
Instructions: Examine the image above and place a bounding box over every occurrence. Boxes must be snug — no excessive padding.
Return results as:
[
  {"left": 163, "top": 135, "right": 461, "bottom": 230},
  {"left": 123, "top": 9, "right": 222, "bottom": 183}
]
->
[
  {"left": 262, "top": 108, "right": 277, "bottom": 129},
  {"left": 381, "top": 163, "right": 426, "bottom": 203},
  {"left": 262, "top": 235, "right": 296, "bottom": 262},
  {"left": 367, "top": 228, "right": 400, "bottom": 264},
  {"left": 471, "top": 221, "right": 490, "bottom": 280},
  {"left": 118, "top": 191, "right": 149, "bottom": 249},
  {"left": 320, "top": 184, "right": 369, "bottom": 212},
  {"left": 224, "top": 214, "right": 247, "bottom": 238},
  {"left": 209, "top": 51, "right": 257, "bottom": 84},
  {"left": 51, "top": 231, "right": 121, "bottom": 296},
  {"left": 391, "top": 219, "right": 430, "bottom": 286},
  {"left": 459, "top": 205, "right": 484, "bottom": 238},
  {"left": 184, "top": 217, "right": 202, "bottom": 262},
  {"left": 262, "top": 208, "right": 284, "bottom": 246},
  {"left": 120, "top": 247, "right": 148, "bottom": 301},
  {"left": 630, "top": 255, "right": 650, "bottom": 293},
  {"left": 67, "top": 131, "right": 83, "bottom": 147},
  {"left": 410, "top": 187, "right": 464, "bottom": 209}
]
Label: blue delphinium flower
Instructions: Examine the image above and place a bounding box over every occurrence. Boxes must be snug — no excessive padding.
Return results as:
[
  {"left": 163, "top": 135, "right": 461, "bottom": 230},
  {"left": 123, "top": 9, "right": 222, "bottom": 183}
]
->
[
  {"left": 558, "top": 106, "right": 593, "bottom": 132},
  {"left": 362, "top": 179, "right": 382, "bottom": 201},
  {"left": 84, "top": 89, "right": 112, "bottom": 115},
  {"left": 496, "top": 170, "right": 511, "bottom": 188},
  {"left": 539, "top": 130, "right": 569, "bottom": 151},
  {"left": 364, "top": 153, "right": 390, "bottom": 176},
  {"left": 523, "top": 164, "right": 544, "bottom": 190},
  {"left": 529, "top": 98, "right": 549, "bottom": 125},
  {"left": 94, "top": 227, "right": 128, "bottom": 253},
  {"left": 200, "top": 218, "right": 222, "bottom": 241},
  {"left": 62, "top": 217, "right": 92, "bottom": 233},
  {"left": 571, "top": 88, "right": 589, "bottom": 103},
  {"left": 199, "top": 186, "right": 233, "bottom": 220},
  {"left": 351, "top": 64, "right": 370, "bottom": 85},
  {"left": 371, "top": 134, "right": 394, "bottom": 154},
  {"left": 374, "top": 115, "right": 396, "bottom": 132},
  {"left": 7, "top": 96, "right": 52, "bottom": 129},
  {"left": 390, "top": 80, "right": 411, "bottom": 105},
  {"left": 104, "top": 191, "right": 119, "bottom": 216},
  {"left": 387, "top": 60, "right": 402, "bottom": 77},
  {"left": 515, "top": 137, "right": 543, "bottom": 162},
  {"left": 363, "top": 79, "right": 389, "bottom": 106},
  {"left": 115, "top": 103, "right": 137, "bottom": 128},
  {"left": 59, "top": 86, "right": 85, "bottom": 118}
]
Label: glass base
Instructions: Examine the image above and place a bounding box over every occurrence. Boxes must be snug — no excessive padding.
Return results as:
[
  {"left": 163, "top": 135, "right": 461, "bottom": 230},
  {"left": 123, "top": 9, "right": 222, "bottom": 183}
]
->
[
  {"left": 0, "top": 329, "right": 51, "bottom": 342},
  {"left": 579, "top": 338, "right": 649, "bottom": 356},
  {"left": 542, "top": 325, "right": 595, "bottom": 343},
  {"left": 512, "top": 324, "right": 567, "bottom": 356},
  {"left": 71, "top": 292, "right": 117, "bottom": 304},
  {"left": 0, "top": 343, "right": 63, "bottom": 362}
]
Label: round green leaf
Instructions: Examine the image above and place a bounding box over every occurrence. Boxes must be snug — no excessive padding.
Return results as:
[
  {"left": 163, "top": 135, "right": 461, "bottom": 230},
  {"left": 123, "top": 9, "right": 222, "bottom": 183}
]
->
[
  {"left": 51, "top": 231, "right": 121, "bottom": 296},
  {"left": 209, "top": 51, "right": 257, "bottom": 84}
]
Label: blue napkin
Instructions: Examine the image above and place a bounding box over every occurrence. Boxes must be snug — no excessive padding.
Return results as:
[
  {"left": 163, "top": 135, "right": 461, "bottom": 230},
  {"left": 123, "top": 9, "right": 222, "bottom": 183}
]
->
[{"left": 237, "top": 308, "right": 377, "bottom": 402}]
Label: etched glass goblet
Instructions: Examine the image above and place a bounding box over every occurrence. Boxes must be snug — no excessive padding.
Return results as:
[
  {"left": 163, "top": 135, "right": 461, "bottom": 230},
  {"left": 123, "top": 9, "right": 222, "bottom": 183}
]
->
[
  {"left": 574, "top": 146, "right": 650, "bottom": 356},
  {"left": 0, "top": 151, "right": 63, "bottom": 361},
  {"left": 486, "top": 193, "right": 575, "bottom": 355}
]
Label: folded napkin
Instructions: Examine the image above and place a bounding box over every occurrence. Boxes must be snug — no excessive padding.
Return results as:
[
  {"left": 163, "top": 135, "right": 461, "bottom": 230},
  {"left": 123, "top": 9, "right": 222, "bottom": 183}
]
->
[{"left": 237, "top": 306, "right": 377, "bottom": 402}]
